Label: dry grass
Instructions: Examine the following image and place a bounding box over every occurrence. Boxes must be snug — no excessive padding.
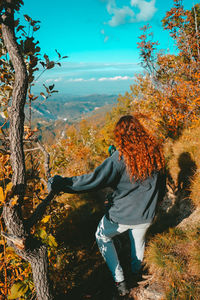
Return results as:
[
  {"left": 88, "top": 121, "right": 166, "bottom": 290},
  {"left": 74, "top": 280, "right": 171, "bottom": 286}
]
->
[
  {"left": 145, "top": 226, "right": 200, "bottom": 299},
  {"left": 164, "top": 124, "right": 200, "bottom": 208},
  {"left": 145, "top": 124, "right": 200, "bottom": 299}
]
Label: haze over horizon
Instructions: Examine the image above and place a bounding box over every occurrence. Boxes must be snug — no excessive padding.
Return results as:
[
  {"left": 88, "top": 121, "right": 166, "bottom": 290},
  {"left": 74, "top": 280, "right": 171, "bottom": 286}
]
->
[{"left": 19, "top": 0, "right": 197, "bottom": 96}]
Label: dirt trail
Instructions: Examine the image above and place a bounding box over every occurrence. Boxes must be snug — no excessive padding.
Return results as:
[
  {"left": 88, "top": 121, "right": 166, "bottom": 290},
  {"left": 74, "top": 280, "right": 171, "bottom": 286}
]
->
[{"left": 55, "top": 184, "right": 196, "bottom": 300}]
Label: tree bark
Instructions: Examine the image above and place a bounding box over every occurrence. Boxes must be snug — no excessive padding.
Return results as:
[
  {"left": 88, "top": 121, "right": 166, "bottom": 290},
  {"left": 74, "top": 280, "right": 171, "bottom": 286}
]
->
[
  {"left": 1, "top": 0, "right": 27, "bottom": 196},
  {"left": 1, "top": 1, "right": 55, "bottom": 299}
]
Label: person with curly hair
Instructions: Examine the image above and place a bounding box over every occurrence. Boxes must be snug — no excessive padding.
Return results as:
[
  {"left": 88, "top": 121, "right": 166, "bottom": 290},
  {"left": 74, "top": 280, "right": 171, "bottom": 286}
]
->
[{"left": 48, "top": 115, "right": 166, "bottom": 298}]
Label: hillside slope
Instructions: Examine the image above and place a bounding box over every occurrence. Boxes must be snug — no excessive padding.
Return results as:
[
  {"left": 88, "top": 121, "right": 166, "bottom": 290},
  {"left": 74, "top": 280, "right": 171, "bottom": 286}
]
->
[
  {"left": 130, "top": 125, "right": 200, "bottom": 299},
  {"left": 47, "top": 123, "right": 200, "bottom": 300}
]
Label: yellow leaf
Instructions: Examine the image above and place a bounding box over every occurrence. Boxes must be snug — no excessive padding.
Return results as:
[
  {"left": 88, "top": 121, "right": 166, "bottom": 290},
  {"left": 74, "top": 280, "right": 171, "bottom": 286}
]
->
[
  {"left": 39, "top": 229, "right": 47, "bottom": 239},
  {"left": 41, "top": 215, "right": 51, "bottom": 223},
  {"left": 11, "top": 196, "right": 18, "bottom": 206},
  {"left": 0, "top": 187, "right": 5, "bottom": 203},
  {"left": 48, "top": 234, "right": 58, "bottom": 247},
  {"left": 8, "top": 282, "right": 28, "bottom": 299},
  {"left": 3, "top": 110, "right": 8, "bottom": 119},
  {"left": 5, "top": 182, "right": 13, "bottom": 193}
]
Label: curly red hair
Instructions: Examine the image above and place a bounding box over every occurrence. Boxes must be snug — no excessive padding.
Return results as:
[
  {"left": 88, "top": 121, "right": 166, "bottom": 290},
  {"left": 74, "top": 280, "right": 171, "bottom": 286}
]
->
[{"left": 114, "top": 115, "right": 165, "bottom": 181}]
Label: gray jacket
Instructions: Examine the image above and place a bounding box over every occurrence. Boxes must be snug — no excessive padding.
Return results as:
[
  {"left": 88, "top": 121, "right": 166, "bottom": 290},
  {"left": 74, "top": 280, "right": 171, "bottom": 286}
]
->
[{"left": 52, "top": 150, "right": 166, "bottom": 225}]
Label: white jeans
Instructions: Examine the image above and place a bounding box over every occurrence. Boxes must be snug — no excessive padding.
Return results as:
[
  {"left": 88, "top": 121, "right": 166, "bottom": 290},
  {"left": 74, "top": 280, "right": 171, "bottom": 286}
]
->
[{"left": 95, "top": 215, "right": 151, "bottom": 283}]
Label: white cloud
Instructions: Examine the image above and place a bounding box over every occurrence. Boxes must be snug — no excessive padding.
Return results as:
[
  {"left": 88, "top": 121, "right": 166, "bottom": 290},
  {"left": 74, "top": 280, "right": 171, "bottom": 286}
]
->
[
  {"left": 68, "top": 78, "right": 95, "bottom": 82},
  {"left": 54, "top": 78, "right": 63, "bottom": 82},
  {"left": 106, "top": 0, "right": 157, "bottom": 27},
  {"left": 98, "top": 75, "right": 135, "bottom": 81},
  {"left": 69, "top": 78, "right": 85, "bottom": 82},
  {"left": 106, "top": 0, "right": 135, "bottom": 27},
  {"left": 45, "top": 77, "right": 63, "bottom": 83},
  {"left": 66, "top": 76, "right": 135, "bottom": 82},
  {"left": 131, "top": 0, "right": 157, "bottom": 22}
]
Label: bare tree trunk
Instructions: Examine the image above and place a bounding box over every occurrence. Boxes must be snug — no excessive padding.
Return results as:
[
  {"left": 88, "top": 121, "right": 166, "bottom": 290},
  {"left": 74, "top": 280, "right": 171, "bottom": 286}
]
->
[
  {"left": 1, "top": 0, "right": 27, "bottom": 195},
  {"left": 1, "top": 1, "right": 55, "bottom": 299}
]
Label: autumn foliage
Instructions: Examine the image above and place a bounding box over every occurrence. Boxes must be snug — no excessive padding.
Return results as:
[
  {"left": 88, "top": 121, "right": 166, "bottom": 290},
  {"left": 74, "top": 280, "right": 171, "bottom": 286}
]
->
[
  {"left": 0, "top": 0, "right": 200, "bottom": 299},
  {"left": 119, "top": 1, "right": 200, "bottom": 139}
]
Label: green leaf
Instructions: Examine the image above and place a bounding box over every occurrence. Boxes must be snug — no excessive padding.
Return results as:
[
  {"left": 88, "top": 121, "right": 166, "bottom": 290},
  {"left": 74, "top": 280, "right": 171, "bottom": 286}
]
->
[
  {"left": 48, "top": 234, "right": 58, "bottom": 248},
  {"left": 39, "top": 229, "right": 48, "bottom": 239},
  {"left": 8, "top": 282, "right": 28, "bottom": 299}
]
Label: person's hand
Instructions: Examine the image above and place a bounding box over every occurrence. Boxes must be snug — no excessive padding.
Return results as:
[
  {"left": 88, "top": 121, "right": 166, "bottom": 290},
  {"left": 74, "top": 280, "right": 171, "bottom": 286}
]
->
[
  {"left": 47, "top": 175, "right": 63, "bottom": 194},
  {"left": 104, "top": 192, "right": 113, "bottom": 208}
]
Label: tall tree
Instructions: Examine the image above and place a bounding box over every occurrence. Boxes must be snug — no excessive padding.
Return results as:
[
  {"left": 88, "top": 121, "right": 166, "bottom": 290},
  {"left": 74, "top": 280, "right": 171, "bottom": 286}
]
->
[{"left": 0, "top": 1, "right": 56, "bottom": 299}]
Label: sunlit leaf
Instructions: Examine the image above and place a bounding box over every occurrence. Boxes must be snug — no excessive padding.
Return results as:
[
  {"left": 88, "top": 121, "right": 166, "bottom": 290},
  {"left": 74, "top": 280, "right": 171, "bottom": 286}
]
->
[
  {"left": 39, "top": 229, "right": 47, "bottom": 239},
  {"left": 11, "top": 195, "right": 18, "bottom": 206},
  {"left": 24, "top": 14, "right": 31, "bottom": 23},
  {"left": 8, "top": 282, "right": 28, "bottom": 299},
  {"left": 5, "top": 182, "right": 13, "bottom": 193},
  {"left": 0, "top": 187, "right": 5, "bottom": 203},
  {"left": 41, "top": 215, "right": 51, "bottom": 223},
  {"left": 48, "top": 234, "right": 58, "bottom": 247},
  {"left": 40, "top": 92, "right": 46, "bottom": 99}
]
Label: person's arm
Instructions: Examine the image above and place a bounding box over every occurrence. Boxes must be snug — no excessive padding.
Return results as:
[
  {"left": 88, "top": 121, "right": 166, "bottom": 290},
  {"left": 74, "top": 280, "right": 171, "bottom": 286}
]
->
[{"left": 49, "top": 157, "right": 119, "bottom": 194}]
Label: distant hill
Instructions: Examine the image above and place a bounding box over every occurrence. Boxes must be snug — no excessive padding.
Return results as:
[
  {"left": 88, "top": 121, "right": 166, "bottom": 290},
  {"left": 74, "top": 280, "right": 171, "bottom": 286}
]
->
[
  {"left": 21, "top": 94, "right": 118, "bottom": 143},
  {"left": 0, "top": 94, "right": 117, "bottom": 144},
  {"left": 25, "top": 94, "right": 118, "bottom": 122}
]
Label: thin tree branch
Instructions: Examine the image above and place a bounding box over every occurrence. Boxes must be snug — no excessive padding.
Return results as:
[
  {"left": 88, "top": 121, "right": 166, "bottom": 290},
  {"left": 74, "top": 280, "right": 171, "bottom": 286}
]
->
[
  {"left": 25, "top": 191, "right": 55, "bottom": 231},
  {"left": 36, "top": 140, "right": 51, "bottom": 180},
  {"left": 193, "top": 5, "right": 200, "bottom": 60},
  {"left": 24, "top": 147, "right": 40, "bottom": 152},
  {"left": 0, "top": 149, "right": 10, "bottom": 155},
  {"left": 24, "top": 139, "right": 53, "bottom": 229}
]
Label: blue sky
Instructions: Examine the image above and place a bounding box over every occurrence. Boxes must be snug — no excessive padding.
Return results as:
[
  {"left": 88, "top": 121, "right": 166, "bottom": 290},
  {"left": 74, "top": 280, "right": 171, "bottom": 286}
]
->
[{"left": 19, "top": 0, "right": 197, "bottom": 96}]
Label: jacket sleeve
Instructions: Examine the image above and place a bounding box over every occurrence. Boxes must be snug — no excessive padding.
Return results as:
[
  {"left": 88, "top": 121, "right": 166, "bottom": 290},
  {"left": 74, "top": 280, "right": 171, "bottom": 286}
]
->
[{"left": 59, "top": 157, "right": 120, "bottom": 193}]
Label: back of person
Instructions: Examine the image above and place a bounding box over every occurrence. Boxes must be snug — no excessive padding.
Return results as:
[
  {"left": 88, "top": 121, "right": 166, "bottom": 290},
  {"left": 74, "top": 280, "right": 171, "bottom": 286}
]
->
[
  {"left": 107, "top": 150, "right": 164, "bottom": 225},
  {"left": 48, "top": 114, "right": 166, "bottom": 299}
]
